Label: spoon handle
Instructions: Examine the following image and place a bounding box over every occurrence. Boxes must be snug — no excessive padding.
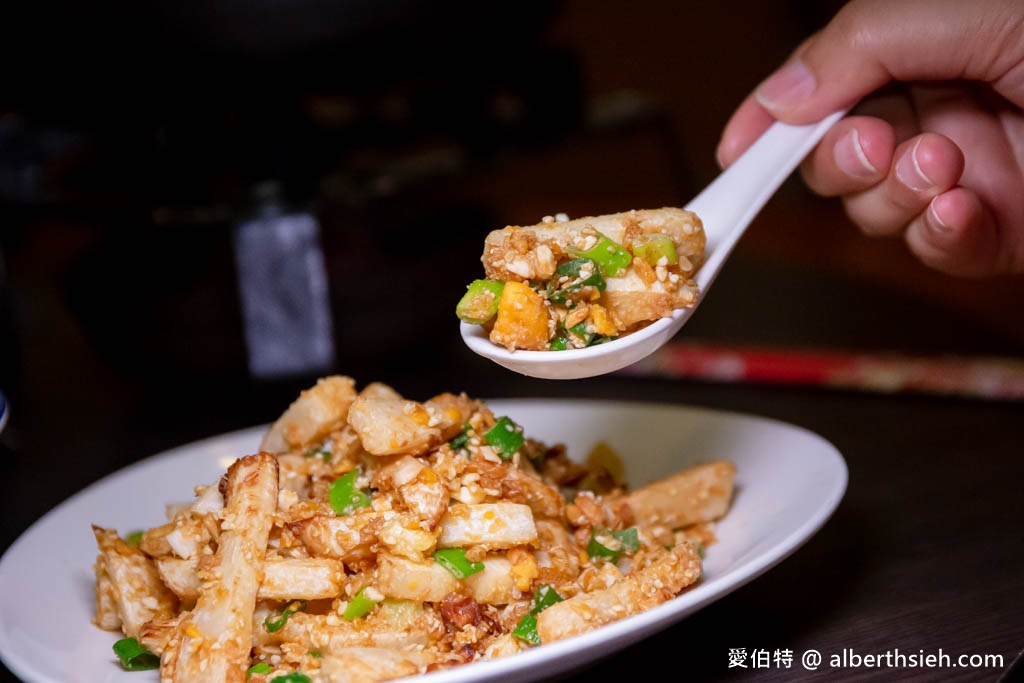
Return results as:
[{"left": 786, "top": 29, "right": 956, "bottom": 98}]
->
[{"left": 685, "top": 110, "right": 847, "bottom": 289}]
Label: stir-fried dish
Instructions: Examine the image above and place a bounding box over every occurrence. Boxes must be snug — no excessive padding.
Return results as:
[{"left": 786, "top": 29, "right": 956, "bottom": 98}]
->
[
  {"left": 457, "top": 207, "right": 706, "bottom": 351},
  {"left": 92, "top": 376, "right": 735, "bottom": 682}
]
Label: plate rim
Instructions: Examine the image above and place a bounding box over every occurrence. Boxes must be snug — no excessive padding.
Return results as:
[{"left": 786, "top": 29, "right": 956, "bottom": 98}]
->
[{"left": 0, "top": 398, "right": 847, "bottom": 683}]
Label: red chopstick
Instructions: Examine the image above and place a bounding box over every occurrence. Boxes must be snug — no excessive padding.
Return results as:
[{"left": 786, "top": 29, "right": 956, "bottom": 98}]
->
[{"left": 618, "top": 341, "right": 1024, "bottom": 401}]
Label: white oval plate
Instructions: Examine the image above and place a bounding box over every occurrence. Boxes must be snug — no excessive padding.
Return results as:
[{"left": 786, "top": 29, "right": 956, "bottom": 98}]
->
[{"left": 0, "top": 399, "right": 846, "bottom": 683}]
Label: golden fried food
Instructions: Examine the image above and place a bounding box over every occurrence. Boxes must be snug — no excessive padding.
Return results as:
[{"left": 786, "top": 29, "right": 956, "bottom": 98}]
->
[{"left": 93, "top": 376, "right": 735, "bottom": 681}]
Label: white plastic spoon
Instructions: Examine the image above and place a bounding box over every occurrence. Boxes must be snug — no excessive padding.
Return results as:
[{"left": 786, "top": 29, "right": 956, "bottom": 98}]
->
[{"left": 461, "top": 110, "right": 847, "bottom": 379}]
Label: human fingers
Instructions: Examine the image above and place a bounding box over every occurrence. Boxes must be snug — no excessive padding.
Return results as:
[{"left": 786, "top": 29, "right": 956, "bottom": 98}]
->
[
  {"left": 796, "top": 86, "right": 921, "bottom": 196},
  {"left": 715, "top": 88, "right": 911, "bottom": 172},
  {"left": 905, "top": 84, "right": 1024, "bottom": 278},
  {"left": 752, "top": 0, "right": 1024, "bottom": 124},
  {"left": 904, "top": 188, "right": 1006, "bottom": 277},
  {"left": 716, "top": 94, "right": 777, "bottom": 168},
  {"left": 909, "top": 82, "right": 1024, "bottom": 220},
  {"left": 842, "top": 132, "right": 964, "bottom": 237},
  {"left": 851, "top": 85, "right": 920, "bottom": 144},
  {"left": 798, "top": 115, "right": 895, "bottom": 196}
]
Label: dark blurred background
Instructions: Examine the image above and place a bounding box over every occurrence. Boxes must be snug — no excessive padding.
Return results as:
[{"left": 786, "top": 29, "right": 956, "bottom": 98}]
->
[{"left": 1, "top": 2, "right": 1023, "bottom": 678}]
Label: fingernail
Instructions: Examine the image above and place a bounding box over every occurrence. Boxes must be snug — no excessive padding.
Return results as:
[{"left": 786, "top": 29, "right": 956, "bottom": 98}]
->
[
  {"left": 895, "top": 138, "right": 935, "bottom": 192},
  {"left": 755, "top": 59, "right": 817, "bottom": 111},
  {"left": 715, "top": 142, "right": 728, "bottom": 169},
  {"left": 928, "top": 196, "right": 953, "bottom": 234},
  {"left": 833, "top": 129, "right": 877, "bottom": 179}
]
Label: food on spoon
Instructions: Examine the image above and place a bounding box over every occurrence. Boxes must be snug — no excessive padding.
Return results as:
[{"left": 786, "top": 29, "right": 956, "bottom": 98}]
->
[
  {"left": 457, "top": 207, "right": 706, "bottom": 351},
  {"left": 90, "top": 374, "right": 735, "bottom": 681}
]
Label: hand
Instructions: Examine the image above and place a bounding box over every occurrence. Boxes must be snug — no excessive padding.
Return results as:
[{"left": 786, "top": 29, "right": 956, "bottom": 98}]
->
[{"left": 716, "top": 0, "right": 1024, "bottom": 277}]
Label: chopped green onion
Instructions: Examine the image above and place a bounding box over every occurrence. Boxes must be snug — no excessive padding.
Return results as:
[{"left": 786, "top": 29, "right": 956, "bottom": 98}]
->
[
  {"left": 304, "top": 447, "right": 332, "bottom": 462},
  {"left": 343, "top": 587, "right": 380, "bottom": 621},
  {"left": 512, "top": 614, "right": 540, "bottom": 644},
  {"left": 329, "top": 470, "right": 371, "bottom": 516},
  {"left": 528, "top": 584, "right": 564, "bottom": 613},
  {"left": 456, "top": 279, "right": 504, "bottom": 324},
  {"left": 308, "top": 650, "right": 322, "bottom": 658},
  {"left": 547, "top": 258, "right": 606, "bottom": 303},
  {"left": 433, "top": 548, "right": 485, "bottom": 579},
  {"left": 112, "top": 637, "right": 160, "bottom": 671},
  {"left": 270, "top": 675, "right": 311, "bottom": 683},
  {"left": 449, "top": 424, "right": 472, "bottom": 453},
  {"left": 247, "top": 662, "right": 273, "bottom": 677},
  {"left": 549, "top": 336, "right": 569, "bottom": 350},
  {"left": 567, "top": 322, "right": 614, "bottom": 348},
  {"left": 123, "top": 530, "right": 144, "bottom": 547},
  {"left": 264, "top": 600, "right": 306, "bottom": 633},
  {"left": 555, "top": 257, "right": 602, "bottom": 281},
  {"left": 568, "top": 232, "right": 633, "bottom": 277},
  {"left": 567, "top": 321, "right": 593, "bottom": 345},
  {"left": 484, "top": 416, "right": 524, "bottom": 459},
  {"left": 695, "top": 543, "right": 705, "bottom": 558},
  {"left": 513, "top": 584, "right": 564, "bottom": 645},
  {"left": 586, "top": 527, "right": 640, "bottom": 560},
  {"left": 631, "top": 233, "right": 679, "bottom": 266},
  {"left": 546, "top": 289, "right": 568, "bottom": 305}
]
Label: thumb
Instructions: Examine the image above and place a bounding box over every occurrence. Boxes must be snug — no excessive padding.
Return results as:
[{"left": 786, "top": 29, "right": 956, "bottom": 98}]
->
[{"left": 754, "top": 0, "right": 1024, "bottom": 123}]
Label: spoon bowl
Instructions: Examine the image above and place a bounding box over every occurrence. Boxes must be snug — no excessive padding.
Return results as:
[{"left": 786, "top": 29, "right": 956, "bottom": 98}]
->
[{"left": 462, "top": 110, "right": 846, "bottom": 379}]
